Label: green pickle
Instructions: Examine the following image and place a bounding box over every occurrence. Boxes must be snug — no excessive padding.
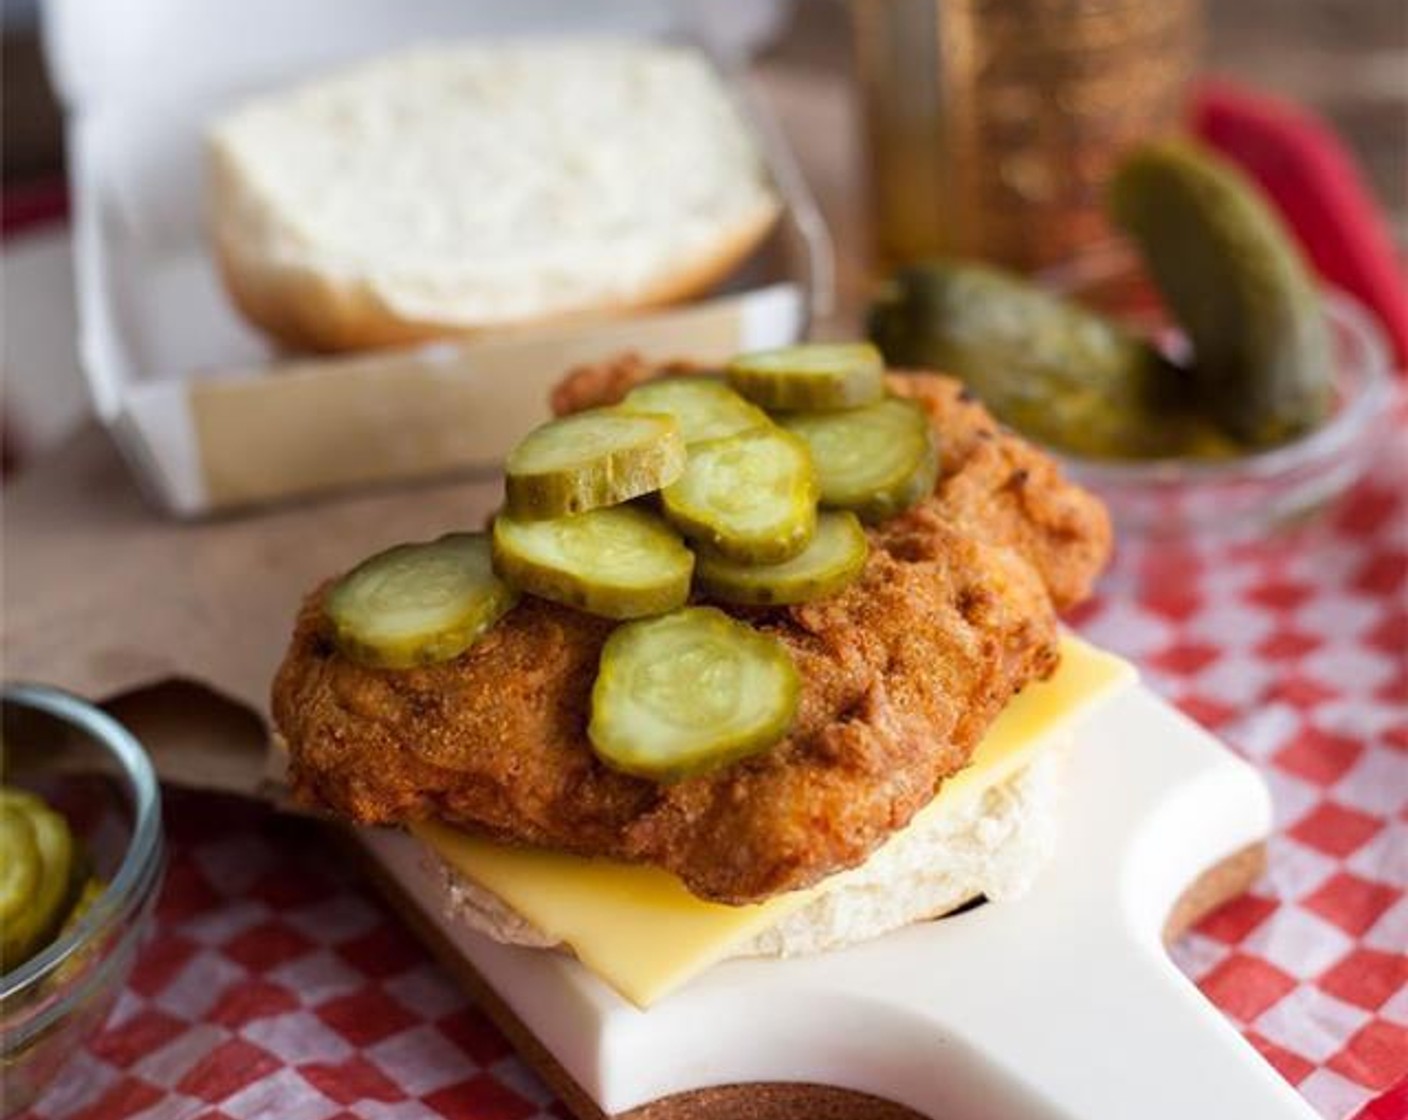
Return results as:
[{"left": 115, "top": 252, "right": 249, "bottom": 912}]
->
[
  {"left": 1110, "top": 139, "right": 1332, "bottom": 447},
  {"left": 661, "top": 427, "right": 819, "bottom": 563},
  {"left": 57, "top": 877, "right": 105, "bottom": 940},
  {"left": 62, "top": 877, "right": 104, "bottom": 925},
  {"left": 492, "top": 505, "right": 694, "bottom": 620},
  {"left": 621, "top": 378, "right": 771, "bottom": 446},
  {"left": 325, "top": 533, "right": 518, "bottom": 669},
  {"left": 695, "top": 511, "right": 869, "bottom": 606},
  {"left": 0, "top": 805, "right": 40, "bottom": 931},
  {"left": 868, "top": 261, "right": 1197, "bottom": 460},
  {"left": 589, "top": 607, "right": 800, "bottom": 781},
  {"left": 1, "top": 791, "right": 76, "bottom": 973},
  {"left": 727, "top": 343, "right": 886, "bottom": 411},
  {"left": 781, "top": 397, "right": 938, "bottom": 523},
  {"left": 505, "top": 408, "right": 686, "bottom": 519}
]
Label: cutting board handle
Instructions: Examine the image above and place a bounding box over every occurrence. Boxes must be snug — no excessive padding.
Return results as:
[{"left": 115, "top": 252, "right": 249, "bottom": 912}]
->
[
  {"left": 862, "top": 687, "right": 1318, "bottom": 1120},
  {"left": 926, "top": 914, "right": 1315, "bottom": 1120}
]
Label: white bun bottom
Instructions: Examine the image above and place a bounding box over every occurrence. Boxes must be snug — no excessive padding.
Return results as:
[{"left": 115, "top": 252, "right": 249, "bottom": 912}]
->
[{"left": 420, "top": 744, "right": 1066, "bottom": 960}]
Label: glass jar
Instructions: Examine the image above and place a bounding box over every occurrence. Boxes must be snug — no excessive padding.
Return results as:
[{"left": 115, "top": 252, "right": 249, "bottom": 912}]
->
[{"left": 852, "top": 0, "right": 1202, "bottom": 275}]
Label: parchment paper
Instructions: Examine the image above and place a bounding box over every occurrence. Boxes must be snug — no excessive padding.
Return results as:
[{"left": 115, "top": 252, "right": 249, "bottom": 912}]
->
[{"left": 2, "top": 425, "right": 504, "bottom": 799}]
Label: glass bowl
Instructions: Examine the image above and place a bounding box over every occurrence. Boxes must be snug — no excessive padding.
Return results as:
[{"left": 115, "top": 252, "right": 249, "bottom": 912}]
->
[
  {"left": 1, "top": 685, "right": 165, "bottom": 1116},
  {"left": 1039, "top": 257, "right": 1395, "bottom": 541}
]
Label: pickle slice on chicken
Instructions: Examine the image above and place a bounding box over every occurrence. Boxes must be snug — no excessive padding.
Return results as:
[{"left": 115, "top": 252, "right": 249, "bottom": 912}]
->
[
  {"left": 695, "top": 511, "right": 869, "bottom": 606},
  {"left": 505, "top": 408, "right": 686, "bottom": 519},
  {"left": 589, "top": 607, "right": 800, "bottom": 781},
  {"left": 621, "top": 377, "right": 771, "bottom": 446},
  {"left": 325, "top": 533, "right": 518, "bottom": 669},
  {"left": 661, "top": 427, "right": 818, "bottom": 563},
  {"left": 492, "top": 505, "right": 693, "bottom": 620},
  {"left": 780, "top": 397, "right": 938, "bottom": 523},
  {"left": 727, "top": 343, "right": 886, "bottom": 411}
]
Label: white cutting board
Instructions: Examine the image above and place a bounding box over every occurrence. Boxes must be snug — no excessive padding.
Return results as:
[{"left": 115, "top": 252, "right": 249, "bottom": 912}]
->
[{"left": 362, "top": 683, "right": 1317, "bottom": 1120}]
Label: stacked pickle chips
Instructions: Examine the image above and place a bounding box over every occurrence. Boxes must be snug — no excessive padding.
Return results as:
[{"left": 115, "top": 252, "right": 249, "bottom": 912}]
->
[
  {"left": 323, "top": 344, "right": 939, "bottom": 780},
  {"left": 1, "top": 787, "right": 103, "bottom": 974}
]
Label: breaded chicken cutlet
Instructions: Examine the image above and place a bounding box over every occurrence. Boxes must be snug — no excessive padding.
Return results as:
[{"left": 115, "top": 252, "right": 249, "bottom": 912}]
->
[{"left": 273, "top": 356, "right": 1111, "bottom": 904}]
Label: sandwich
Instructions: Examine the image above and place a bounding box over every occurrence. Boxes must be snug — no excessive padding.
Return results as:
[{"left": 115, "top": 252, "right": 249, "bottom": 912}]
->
[{"left": 272, "top": 346, "right": 1127, "bottom": 1007}]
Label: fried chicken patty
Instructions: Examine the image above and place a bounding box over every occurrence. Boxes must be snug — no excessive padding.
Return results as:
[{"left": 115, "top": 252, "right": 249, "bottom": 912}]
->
[{"left": 274, "top": 357, "right": 1111, "bottom": 903}]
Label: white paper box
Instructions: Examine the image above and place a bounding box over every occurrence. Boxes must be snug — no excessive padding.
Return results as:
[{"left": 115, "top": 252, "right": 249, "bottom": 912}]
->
[{"left": 42, "top": 0, "right": 828, "bottom": 515}]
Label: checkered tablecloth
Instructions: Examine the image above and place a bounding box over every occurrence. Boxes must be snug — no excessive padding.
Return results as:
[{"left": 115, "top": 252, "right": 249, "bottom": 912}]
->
[
  {"left": 1072, "top": 426, "right": 1408, "bottom": 1120},
  {"left": 22, "top": 409, "right": 1408, "bottom": 1120}
]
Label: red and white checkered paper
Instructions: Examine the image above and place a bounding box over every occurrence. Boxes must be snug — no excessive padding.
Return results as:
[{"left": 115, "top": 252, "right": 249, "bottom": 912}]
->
[{"left": 24, "top": 413, "right": 1408, "bottom": 1120}]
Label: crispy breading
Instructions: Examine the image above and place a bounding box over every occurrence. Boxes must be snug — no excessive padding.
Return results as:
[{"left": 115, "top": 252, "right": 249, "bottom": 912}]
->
[{"left": 274, "top": 356, "right": 1111, "bottom": 904}]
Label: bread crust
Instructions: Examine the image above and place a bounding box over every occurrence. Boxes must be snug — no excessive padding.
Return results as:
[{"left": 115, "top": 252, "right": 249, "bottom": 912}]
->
[{"left": 212, "top": 198, "right": 780, "bottom": 354}]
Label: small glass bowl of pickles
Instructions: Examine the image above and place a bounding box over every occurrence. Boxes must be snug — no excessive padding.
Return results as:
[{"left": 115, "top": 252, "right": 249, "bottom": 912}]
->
[
  {"left": 1, "top": 685, "right": 164, "bottom": 1116},
  {"left": 876, "top": 257, "right": 1393, "bottom": 540},
  {"left": 1044, "top": 278, "right": 1394, "bottom": 541},
  {"left": 869, "top": 139, "right": 1396, "bottom": 541}
]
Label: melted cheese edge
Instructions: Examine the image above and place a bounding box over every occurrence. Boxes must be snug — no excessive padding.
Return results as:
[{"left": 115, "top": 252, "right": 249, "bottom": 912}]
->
[{"left": 413, "top": 635, "right": 1134, "bottom": 1006}]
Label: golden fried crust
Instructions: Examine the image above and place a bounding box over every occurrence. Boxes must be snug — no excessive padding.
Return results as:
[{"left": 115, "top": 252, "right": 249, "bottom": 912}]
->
[{"left": 274, "top": 357, "right": 1111, "bottom": 904}]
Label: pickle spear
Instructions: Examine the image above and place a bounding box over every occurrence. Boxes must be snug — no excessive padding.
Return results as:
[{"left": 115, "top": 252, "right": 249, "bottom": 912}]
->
[
  {"left": 661, "top": 427, "right": 819, "bottom": 563},
  {"left": 492, "top": 505, "right": 694, "bottom": 619},
  {"left": 727, "top": 343, "right": 886, "bottom": 411},
  {"left": 781, "top": 397, "right": 938, "bottom": 523},
  {"left": 505, "top": 408, "right": 686, "bottom": 519},
  {"left": 868, "top": 261, "right": 1191, "bottom": 460},
  {"left": 325, "top": 533, "right": 518, "bottom": 669},
  {"left": 695, "top": 511, "right": 869, "bottom": 606},
  {"left": 1110, "top": 139, "right": 1332, "bottom": 446},
  {"left": 589, "top": 607, "right": 800, "bottom": 781},
  {"left": 621, "top": 378, "right": 771, "bottom": 446}
]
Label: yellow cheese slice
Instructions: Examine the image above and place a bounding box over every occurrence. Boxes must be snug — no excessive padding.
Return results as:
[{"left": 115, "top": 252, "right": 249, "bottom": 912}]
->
[{"left": 412, "top": 635, "right": 1133, "bottom": 1007}]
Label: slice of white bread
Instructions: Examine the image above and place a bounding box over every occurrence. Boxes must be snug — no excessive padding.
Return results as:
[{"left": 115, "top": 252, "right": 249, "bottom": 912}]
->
[
  {"left": 208, "top": 41, "right": 782, "bottom": 352},
  {"left": 422, "top": 746, "right": 1065, "bottom": 960}
]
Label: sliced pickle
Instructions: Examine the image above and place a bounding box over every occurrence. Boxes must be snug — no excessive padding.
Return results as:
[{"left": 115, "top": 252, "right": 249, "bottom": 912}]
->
[
  {"left": 0, "top": 788, "right": 44, "bottom": 813},
  {"left": 661, "top": 427, "right": 818, "bottom": 563},
  {"left": 781, "top": 397, "right": 938, "bottom": 523},
  {"left": 695, "top": 511, "right": 869, "bottom": 606},
  {"left": 727, "top": 343, "right": 886, "bottom": 411},
  {"left": 1, "top": 796, "right": 75, "bottom": 971},
  {"left": 49, "top": 875, "right": 106, "bottom": 988},
  {"left": 325, "top": 533, "right": 518, "bottom": 669},
  {"left": 505, "top": 408, "right": 686, "bottom": 519},
  {"left": 0, "top": 804, "right": 39, "bottom": 931},
  {"left": 589, "top": 607, "right": 800, "bottom": 781},
  {"left": 492, "top": 506, "right": 693, "bottom": 620},
  {"left": 621, "top": 378, "right": 771, "bottom": 446},
  {"left": 58, "top": 877, "right": 104, "bottom": 938}
]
